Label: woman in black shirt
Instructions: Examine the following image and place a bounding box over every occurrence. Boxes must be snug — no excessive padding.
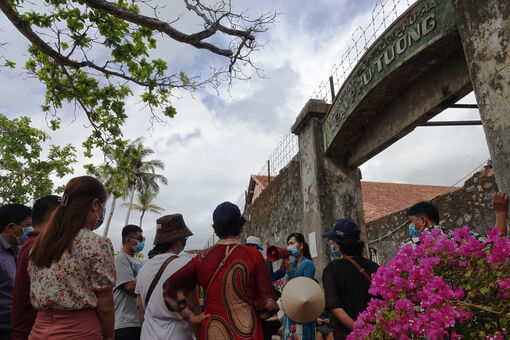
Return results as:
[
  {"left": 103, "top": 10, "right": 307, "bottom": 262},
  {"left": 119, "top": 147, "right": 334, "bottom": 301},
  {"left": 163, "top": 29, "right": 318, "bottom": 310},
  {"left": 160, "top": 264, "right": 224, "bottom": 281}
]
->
[{"left": 321, "top": 218, "right": 379, "bottom": 340}]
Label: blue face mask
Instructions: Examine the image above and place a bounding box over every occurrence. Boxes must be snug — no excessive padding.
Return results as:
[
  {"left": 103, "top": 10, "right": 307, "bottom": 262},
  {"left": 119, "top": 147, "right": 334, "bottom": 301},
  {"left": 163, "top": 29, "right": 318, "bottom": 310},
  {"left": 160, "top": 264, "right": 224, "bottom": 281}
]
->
[
  {"left": 133, "top": 240, "right": 145, "bottom": 253},
  {"left": 408, "top": 224, "right": 422, "bottom": 237},
  {"left": 15, "top": 226, "right": 33, "bottom": 245},
  {"left": 287, "top": 245, "right": 299, "bottom": 257},
  {"left": 330, "top": 244, "right": 340, "bottom": 257}
]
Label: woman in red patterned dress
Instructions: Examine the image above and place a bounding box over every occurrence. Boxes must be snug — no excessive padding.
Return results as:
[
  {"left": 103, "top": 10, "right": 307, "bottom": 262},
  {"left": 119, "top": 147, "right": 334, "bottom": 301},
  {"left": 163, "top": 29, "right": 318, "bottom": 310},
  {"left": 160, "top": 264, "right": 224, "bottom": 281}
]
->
[{"left": 163, "top": 202, "right": 278, "bottom": 340}]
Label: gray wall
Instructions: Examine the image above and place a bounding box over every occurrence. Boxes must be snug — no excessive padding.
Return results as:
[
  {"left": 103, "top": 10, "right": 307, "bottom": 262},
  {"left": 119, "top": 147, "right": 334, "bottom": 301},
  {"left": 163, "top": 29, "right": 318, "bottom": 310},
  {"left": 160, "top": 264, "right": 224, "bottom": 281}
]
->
[{"left": 243, "top": 156, "right": 304, "bottom": 249}]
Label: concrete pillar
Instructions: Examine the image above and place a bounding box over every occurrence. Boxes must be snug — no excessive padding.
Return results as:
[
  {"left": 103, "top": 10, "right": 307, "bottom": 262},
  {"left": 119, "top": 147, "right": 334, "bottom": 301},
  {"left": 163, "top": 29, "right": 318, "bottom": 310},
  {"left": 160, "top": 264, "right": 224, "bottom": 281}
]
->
[
  {"left": 292, "top": 99, "right": 366, "bottom": 279},
  {"left": 453, "top": 0, "right": 510, "bottom": 196}
]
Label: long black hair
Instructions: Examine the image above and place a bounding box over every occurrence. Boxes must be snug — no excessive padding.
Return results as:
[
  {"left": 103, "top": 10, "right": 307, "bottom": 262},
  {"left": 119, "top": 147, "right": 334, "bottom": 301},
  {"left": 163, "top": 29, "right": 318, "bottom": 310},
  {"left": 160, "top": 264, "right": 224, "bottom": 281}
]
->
[
  {"left": 287, "top": 232, "right": 312, "bottom": 260},
  {"left": 333, "top": 236, "right": 364, "bottom": 257}
]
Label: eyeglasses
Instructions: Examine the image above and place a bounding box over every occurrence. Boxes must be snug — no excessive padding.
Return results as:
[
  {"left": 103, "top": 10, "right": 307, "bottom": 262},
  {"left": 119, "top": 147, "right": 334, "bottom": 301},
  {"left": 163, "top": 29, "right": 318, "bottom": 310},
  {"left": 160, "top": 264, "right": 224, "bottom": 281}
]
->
[{"left": 130, "top": 236, "right": 145, "bottom": 242}]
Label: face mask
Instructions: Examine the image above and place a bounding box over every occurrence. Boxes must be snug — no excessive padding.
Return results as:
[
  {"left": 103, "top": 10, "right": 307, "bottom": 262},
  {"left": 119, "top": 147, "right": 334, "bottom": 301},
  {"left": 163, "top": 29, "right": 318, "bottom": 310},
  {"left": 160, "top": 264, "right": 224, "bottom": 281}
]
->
[
  {"left": 330, "top": 244, "right": 340, "bottom": 257},
  {"left": 180, "top": 243, "right": 185, "bottom": 253},
  {"left": 133, "top": 240, "right": 144, "bottom": 253},
  {"left": 409, "top": 223, "right": 422, "bottom": 237},
  {"left": 287, "top": 245, "right": 299, "bottom": 257},
  {"left": 92, "top": 202, "right": 105, "bottom": 230},
  {"left": 14, "top": 226, "right": 33, "bottom": 245}
]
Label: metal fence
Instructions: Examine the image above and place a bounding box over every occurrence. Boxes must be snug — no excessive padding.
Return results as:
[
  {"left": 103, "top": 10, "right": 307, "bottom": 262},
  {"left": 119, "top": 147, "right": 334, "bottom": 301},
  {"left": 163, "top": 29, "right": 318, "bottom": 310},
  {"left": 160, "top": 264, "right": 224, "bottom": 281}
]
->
[
  {"left": 235, "top": 132, "right": 298, "bottom": 210},
  {"left": 312, "top": 0, "right": 419, "bottom": 103}
]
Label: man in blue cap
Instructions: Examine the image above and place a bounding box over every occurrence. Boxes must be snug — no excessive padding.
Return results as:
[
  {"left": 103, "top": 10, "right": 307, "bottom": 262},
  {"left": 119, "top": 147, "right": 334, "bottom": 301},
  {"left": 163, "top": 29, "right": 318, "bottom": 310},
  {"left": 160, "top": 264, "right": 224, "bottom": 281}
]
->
[{"left": 321, "top": 218, "right": 378, "bottom": 339}]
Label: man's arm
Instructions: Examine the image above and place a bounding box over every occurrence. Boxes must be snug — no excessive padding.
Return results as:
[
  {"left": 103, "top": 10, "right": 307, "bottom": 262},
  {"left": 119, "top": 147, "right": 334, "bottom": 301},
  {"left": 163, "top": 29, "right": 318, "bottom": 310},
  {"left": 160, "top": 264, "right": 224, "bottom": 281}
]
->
[
  {"left": 331, "top": 308, "right": 355, "bottom": 331},
  {"left": 115, "top": 254, "right": 137, "bottom": 294},
  {"left": 123, "top": 281, "right": 136, "bottom": 294},
  {"left": 493, "top": 192, "right": 508, "bottom": 237},
  {"left": 136, "top": 294, "right": 144, "bottom": 325}
]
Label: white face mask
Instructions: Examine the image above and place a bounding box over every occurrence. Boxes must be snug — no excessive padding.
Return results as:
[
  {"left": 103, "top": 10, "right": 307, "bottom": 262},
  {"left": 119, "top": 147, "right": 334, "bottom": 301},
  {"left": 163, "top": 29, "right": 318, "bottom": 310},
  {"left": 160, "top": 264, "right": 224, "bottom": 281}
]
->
[{"left": 92, "top": 201, "right": 105, "bottom": 230}]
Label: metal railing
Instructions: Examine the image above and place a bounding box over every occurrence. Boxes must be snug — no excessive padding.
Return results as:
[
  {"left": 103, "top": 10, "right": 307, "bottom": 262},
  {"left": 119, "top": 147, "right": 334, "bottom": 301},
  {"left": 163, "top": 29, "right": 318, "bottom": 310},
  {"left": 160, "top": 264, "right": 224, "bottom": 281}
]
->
[
  {"left": 236, "top": 132, "right": 298, "bottom": 210},
  {"left": 312, "top": 0, "right": 419, "bottom": 103}
]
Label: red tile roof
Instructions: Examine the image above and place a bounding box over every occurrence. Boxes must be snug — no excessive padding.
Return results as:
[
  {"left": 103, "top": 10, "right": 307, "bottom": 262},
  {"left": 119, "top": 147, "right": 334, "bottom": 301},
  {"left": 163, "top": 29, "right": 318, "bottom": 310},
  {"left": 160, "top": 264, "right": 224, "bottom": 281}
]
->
[
  {"left": 245, "top": 175, "right": 276, "bottom": 208},
  {"left": 246, "top": 174, "right": 459, "bottom": 223},
  {"left": 252, "top": 175, "right": 274, "bottom": 188},
  {"left": 361, "top": 181, "right": 459, "bottom": 222}
]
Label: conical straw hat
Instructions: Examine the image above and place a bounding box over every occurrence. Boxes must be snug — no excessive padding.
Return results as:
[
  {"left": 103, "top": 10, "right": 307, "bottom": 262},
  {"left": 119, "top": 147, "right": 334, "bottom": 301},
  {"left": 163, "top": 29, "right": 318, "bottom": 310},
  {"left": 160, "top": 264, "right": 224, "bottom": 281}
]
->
[{"left": 281, "top": 276, "right": 325, "bottom": 323}]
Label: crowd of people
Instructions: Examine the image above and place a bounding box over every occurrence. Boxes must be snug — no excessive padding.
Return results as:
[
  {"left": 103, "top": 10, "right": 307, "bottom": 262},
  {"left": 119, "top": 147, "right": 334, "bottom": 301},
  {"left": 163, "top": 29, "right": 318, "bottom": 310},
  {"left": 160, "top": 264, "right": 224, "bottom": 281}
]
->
[{"left": 0, "top": 174, "right": 508, "bottom": 340}]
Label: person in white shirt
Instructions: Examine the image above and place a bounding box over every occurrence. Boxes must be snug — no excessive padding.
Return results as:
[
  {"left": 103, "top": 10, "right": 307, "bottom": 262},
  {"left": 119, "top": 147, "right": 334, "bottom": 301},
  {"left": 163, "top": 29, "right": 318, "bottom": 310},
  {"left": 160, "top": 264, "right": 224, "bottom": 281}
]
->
[{"left": 135, "top": 214, "right": 200, "bottom": 340}]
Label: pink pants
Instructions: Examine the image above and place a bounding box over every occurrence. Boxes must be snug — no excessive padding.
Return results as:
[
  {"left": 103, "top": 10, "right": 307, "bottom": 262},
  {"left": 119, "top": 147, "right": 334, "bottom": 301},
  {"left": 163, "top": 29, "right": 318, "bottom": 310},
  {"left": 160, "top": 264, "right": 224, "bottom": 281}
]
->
[{"left": 29, "top": 309, "right": 102, "bottom": 340}]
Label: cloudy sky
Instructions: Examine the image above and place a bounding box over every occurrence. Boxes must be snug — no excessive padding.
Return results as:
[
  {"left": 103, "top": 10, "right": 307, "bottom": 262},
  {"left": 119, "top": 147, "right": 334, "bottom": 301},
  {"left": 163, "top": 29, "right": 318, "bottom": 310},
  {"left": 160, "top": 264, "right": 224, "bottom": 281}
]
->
[{"left": 0, "top": 0, "right": 490, "bottom": 254}]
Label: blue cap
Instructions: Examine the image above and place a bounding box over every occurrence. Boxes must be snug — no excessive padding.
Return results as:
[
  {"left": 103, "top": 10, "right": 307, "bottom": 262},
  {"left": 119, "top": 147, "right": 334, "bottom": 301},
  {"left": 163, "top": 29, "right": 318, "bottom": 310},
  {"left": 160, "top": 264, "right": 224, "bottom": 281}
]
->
[
  {"left": 213, "top": 201, "right": 242, "bottom": 226},
  {"left": 322, "top": 218, "right": 361, "bottom": 240}
]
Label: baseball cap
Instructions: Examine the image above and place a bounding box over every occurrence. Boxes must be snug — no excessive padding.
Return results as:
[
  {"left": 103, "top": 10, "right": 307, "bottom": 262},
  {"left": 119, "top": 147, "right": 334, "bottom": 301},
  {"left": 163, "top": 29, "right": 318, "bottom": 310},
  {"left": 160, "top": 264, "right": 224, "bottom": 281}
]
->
[
  {"left": 322, "top": 218, "right": 360, "bottom": 240},
  {"left": 213, "top": 201, "right": 242, "bottom": 226}
]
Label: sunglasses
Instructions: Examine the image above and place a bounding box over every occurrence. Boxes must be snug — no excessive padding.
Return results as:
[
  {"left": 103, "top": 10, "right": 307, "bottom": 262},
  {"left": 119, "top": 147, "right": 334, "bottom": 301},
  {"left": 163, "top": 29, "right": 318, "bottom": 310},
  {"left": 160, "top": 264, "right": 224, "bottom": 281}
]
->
[{"left": 130, "top": 236, "right": 145, "bottom": 242}]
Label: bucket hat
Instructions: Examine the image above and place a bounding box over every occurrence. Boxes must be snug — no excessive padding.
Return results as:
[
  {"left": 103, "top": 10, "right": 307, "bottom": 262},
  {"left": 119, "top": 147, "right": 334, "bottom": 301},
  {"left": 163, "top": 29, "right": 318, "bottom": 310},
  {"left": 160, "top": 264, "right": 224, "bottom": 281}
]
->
[{"left": 154, "top": 214, "right": 193, "bottom": 245}]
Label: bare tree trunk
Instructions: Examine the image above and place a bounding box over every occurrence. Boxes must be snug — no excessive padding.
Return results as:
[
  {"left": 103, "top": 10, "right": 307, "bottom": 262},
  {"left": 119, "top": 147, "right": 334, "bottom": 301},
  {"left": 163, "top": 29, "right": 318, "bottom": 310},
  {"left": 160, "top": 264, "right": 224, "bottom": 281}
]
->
[
  {"left": 103, "top": 197, "right": 117, "bottom": 237},
  {"left": 139, "top": 209, "right": 146, "bottom": 228},
  {"left": 125, "top": 185, "right": 135, "bottom": 225}
]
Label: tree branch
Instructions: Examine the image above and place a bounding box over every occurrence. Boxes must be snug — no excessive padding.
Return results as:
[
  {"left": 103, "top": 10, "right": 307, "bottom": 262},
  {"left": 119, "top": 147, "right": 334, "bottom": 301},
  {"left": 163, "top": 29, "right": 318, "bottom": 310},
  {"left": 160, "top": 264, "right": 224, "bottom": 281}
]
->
[
  {"left": 80, "top": 0, "right": 238, "bottom": 56},
  {"left": 0, "top": 0, "right": 221, "bottom": 88}
]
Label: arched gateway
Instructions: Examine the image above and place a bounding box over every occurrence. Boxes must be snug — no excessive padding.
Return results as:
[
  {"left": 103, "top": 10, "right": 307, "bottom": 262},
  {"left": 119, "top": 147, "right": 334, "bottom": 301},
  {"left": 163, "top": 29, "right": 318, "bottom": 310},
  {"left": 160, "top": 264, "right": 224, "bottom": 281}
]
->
[{"left": 290, "top": 0, "right": 510, "bottom": 273}]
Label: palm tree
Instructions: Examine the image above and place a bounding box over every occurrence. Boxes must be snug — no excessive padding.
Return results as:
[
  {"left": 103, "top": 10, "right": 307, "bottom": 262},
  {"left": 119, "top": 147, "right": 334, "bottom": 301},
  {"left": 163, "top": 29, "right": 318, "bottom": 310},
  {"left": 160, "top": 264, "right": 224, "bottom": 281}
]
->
[
  {"left": 123, "top": 138, "right": 168, "bottom": 225},
  {"left": 102, "top": 172, "right": 131, "bottom": 238},
  {"left": 122, "top": 183, "right": 164, "bottom": 228},
  {"left": 90, "top": 137, "right": 167, "bottom": 237}
]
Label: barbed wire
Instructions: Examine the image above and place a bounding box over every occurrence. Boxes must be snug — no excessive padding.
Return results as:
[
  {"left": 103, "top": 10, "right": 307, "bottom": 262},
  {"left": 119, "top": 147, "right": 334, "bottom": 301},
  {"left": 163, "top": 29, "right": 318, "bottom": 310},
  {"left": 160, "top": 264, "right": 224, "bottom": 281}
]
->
[
  {"left": 313, "top": 0, "right": 418, "bottom": 103},
  {"left": 236, "top": 132, "right": 298, "bottom": 209},
  {"left": 232, "top": 0, "right": 419, "bottom": 232}
]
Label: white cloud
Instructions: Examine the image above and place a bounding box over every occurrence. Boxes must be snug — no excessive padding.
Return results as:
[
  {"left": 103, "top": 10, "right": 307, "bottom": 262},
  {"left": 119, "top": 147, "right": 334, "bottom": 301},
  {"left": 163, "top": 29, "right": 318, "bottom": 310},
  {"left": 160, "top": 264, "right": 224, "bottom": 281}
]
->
[{"left": 0, "top": 1, "right": 491, "bottom": 255}]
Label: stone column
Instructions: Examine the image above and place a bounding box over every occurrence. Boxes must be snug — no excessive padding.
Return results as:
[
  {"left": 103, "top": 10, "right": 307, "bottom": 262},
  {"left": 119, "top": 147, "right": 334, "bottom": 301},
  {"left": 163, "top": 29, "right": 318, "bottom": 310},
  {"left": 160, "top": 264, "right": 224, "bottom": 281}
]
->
[
  {"left": 453, "top": 0, "right": 510, "bottom": 197},
  {"left": 292, "top": 99, "right": 366, "bottom": 279}
]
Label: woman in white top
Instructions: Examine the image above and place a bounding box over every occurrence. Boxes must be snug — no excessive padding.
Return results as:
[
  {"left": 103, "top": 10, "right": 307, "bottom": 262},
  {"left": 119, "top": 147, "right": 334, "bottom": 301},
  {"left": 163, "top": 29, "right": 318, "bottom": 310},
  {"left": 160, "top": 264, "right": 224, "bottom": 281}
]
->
[{"left": 135, "top": 214, "right": 203, "bottom": 340}]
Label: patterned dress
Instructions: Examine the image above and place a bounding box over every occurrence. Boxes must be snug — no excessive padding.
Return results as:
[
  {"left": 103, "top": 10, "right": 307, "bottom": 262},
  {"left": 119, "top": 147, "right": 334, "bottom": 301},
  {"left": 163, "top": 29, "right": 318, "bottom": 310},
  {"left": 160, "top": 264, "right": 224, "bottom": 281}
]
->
[
  {"left": 28, "top": 228, "right": 116, "bottom": 310},
  {"left": 163, "top": 243, "right": 278, "bottom": 340},
  {"left": 282, "top": 257, "right": 316, "bottom": 340}
]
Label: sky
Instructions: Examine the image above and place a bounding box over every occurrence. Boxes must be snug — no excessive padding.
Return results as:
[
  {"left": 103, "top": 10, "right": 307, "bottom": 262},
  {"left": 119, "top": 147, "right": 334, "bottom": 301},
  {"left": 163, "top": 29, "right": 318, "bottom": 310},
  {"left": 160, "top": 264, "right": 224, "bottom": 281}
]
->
[{"left": 0, "top": 0, "right": 490, "bottom": 254}]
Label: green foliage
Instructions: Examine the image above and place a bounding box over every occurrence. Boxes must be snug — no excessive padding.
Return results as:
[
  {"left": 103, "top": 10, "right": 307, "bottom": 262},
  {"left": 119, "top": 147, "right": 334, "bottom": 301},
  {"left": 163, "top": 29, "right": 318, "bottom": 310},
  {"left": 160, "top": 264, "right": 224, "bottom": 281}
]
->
[
  {"left": 3, "top": 59, "right": 16, "bottom": 68},
  {"left": 86, "top": 137, "right": 167, "bottom": 199},
  {"left": 122, "top": 181, "right": 164, "bottom": 226},
  {"left": 12, "top": 0, "right": 189, "bottom": 182},
  {"left": 0, "top": 113, "right": 76, "bottom": 204},
  {"left": 1, "top": 0, "right": 275, "bottom": 188}
]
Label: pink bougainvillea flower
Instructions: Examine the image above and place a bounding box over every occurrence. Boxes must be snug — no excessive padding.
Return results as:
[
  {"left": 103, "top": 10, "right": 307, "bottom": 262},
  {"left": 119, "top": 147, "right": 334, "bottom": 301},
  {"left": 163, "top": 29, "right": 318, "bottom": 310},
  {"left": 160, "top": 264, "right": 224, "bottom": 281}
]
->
[{"left": 349, "top": 226, "right": 510, "bottom": 339}]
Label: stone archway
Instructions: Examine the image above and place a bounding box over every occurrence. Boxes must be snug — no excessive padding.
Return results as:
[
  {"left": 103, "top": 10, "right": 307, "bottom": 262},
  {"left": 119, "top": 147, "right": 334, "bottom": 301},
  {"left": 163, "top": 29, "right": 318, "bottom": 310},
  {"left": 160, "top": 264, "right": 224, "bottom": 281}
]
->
[{"left": 292, "top": 0, "right": 510, "bottom": 274}]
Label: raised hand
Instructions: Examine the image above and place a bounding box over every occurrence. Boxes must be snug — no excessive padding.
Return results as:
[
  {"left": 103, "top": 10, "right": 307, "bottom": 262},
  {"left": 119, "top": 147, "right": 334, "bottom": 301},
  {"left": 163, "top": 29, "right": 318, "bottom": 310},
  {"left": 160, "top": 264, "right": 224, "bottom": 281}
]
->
[{"left": 492, "top": 192, "right": 509, "bottom": 213}]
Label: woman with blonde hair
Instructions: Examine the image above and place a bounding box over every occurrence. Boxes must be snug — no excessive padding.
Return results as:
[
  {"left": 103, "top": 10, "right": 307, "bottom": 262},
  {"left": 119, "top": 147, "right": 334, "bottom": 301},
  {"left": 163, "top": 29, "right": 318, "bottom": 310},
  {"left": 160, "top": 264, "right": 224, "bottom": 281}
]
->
[{"left": 28, "top": 176, "right": 116, "bottom": 340}]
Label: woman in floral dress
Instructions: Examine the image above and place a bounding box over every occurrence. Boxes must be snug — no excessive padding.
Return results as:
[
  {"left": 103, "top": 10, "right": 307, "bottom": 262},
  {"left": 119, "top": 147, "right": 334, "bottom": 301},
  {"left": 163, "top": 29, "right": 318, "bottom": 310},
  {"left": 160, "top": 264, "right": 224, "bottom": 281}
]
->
[{"left": 28, "top": 176, "right": 116, "bottom": 340}]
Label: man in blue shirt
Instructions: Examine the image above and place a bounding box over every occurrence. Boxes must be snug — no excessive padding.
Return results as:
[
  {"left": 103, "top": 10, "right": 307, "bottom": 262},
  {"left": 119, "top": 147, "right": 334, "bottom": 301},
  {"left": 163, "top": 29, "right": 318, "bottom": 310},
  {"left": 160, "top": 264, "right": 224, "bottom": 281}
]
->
[{"left": 0, "top": 204, "right": 32, "bottom": 340}]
